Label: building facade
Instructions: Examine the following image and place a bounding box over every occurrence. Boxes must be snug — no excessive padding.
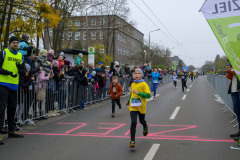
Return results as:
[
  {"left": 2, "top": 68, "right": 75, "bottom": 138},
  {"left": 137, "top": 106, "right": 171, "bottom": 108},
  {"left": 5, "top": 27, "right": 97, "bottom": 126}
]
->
[{"left": 44, "top": 15, "right": 144, "bottom": 66}]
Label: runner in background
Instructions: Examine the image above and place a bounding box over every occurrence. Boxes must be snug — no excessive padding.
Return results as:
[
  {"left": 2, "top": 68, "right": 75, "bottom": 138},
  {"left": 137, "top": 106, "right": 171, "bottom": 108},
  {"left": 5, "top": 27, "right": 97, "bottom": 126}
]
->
[
  {"left": 172, "top": 72, "right": 178, "bottom": 88},
  {"left": 150, "top": 67, "right": 160, "bottom": 100}
]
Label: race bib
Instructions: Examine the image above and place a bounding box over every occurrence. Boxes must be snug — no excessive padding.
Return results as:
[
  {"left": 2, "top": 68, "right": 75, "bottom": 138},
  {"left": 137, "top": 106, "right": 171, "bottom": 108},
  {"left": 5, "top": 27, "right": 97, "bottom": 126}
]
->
[
  {"left": 153, "top": 79, "right": 158, "bottom": 83},
  {"left": 131, "top": 97, "right": 142, "bottom": 107},
  {"left": 113, "top": 87, "right": 116, "bottom": 93}
]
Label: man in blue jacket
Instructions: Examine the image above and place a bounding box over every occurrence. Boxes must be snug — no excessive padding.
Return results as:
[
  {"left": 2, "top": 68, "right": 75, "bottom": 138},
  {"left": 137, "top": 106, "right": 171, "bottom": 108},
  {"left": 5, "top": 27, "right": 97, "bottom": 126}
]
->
[{"left": 19, "top": 34, "right": 35, "bottom": 56}]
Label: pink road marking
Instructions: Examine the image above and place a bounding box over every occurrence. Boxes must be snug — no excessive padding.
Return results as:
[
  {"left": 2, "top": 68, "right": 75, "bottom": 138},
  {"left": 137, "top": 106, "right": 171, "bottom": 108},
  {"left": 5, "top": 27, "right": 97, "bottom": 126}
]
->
[
  {"left": 97, "top": 123, "right": 126, "bottom": 135},
  {"left": 21, "top": 133, "right": 235, "bottom": 143},
  {"left": 124, "top": 124, "right": 139, "bottom": 135},
  {"left": 59, "top": 123, "right": 87, "bottom": 134},
  {"left": 148, "top": 126, "right": 197, "bottom": 136}
]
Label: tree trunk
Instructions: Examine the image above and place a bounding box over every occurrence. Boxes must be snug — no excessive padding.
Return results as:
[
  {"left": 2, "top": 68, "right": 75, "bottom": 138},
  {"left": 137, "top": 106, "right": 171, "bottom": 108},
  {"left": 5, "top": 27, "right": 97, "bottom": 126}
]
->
[
  {"left": 4, "top": 0, "right": 14, "bottom": 48},
  {"left": 0, "top": 0, "right": 8, "bottom": 50}
]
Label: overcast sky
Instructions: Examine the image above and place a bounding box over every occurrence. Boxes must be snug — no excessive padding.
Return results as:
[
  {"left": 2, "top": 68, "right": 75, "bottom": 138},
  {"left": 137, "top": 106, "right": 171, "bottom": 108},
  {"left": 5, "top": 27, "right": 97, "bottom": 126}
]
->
[{"left": 128, "top": 0, "right": 225, "bottom": 68}]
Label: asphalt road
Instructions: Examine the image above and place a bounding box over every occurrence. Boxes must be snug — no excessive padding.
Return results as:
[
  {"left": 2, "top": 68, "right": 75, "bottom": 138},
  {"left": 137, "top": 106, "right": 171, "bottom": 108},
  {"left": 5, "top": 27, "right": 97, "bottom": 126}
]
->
[{"left": 1, "top": 76, "right": 239, "bottom": 160}]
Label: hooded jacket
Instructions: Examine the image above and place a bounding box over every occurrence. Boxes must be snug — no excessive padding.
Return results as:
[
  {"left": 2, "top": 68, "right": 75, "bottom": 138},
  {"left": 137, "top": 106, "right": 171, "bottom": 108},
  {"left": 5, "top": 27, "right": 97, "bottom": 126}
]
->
[
  {"left": 19, "top": 40, "right": 33, "bottom": 56},
  {"left": 108, "top": 82, "right": 123, "bottom": 100},
  {"left": 74, "top": 56, "right": 82, "bottom": 66},
  {"left": 47, "top": 53, "right": 54, "bottom": 62}
]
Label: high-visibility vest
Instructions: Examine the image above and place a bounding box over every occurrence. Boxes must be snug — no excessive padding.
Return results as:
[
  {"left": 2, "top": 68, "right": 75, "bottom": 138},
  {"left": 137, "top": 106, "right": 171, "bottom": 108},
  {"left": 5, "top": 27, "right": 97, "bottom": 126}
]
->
[{"left": 0, "top": 48, "right": 22, "bottom": 85}]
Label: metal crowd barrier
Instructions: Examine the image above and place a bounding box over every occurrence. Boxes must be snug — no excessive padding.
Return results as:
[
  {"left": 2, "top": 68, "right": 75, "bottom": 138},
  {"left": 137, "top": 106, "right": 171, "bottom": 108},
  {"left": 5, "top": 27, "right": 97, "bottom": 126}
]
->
[
  {"left": 2, "top": 74, "right": 173, "bottom": 131},
  {"left": 207, "top": 74, "right": 238, "bottom": 127}
]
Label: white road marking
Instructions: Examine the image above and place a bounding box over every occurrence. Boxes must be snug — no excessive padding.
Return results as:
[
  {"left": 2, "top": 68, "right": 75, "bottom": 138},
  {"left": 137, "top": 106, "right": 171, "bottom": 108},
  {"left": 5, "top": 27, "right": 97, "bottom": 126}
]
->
[
  {"left": 147, "top": 94, "right": 160, "bottom": 102},
  {"left": 187, "top": 89, "right": 190, "bottom": 92},
  {"left": 182, "top": 95, "right": 187, "bottom": 100},
  {"left": 143, "top": 144, "right": 160, "bottom": 160},
  {"left": 170, "top": 107, "right": 180, "bottom": 120}
]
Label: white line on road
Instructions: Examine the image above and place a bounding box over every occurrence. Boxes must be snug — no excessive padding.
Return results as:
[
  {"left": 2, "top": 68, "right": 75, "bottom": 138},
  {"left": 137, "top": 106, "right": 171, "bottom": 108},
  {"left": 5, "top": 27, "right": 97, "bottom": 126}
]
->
[
  {"left": 170, "top": 107, "right": 180, "bottom": 120},
  {"left": 187, "top": 89, "right": 190, "bottom": 92},
  {"left": 182, "top": 95, "right": 187, "bottom": 100},
  {"left": 143, "top": 144, "right": 160, "bottom": 160},
  {"left": 147, "top": 94, "right": 160, "bottom": 102}
]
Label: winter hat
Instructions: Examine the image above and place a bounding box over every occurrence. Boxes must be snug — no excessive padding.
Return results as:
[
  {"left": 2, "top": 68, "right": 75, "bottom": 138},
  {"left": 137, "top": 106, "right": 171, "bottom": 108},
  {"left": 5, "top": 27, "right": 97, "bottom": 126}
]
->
[
  {"left": 135, "top": 68, "right": 144, "bottom": 78},
  {"left": 48, "top": 49, "right": 54, "bottom": 55},
  {"left": 27, "top": 49, "right": 35, "bottom": 57},
  {"left": 52, "top": 60, "right": 59, "bottom": 68},
  {"left": 115, "top": 65, "right": 120, "bottom": 68},
  {"left": 92, "top": 71, "right": 96, "bottom": 75},
  {"left": 96, "top": 68, "right": 102, "bottom": 73},
  {"left": 114, "top": 61, "right": 119, "bottom": 66},
  {"left": 39, "top": 49, "right": 48, "bottom": 56},
  {"left": 25, "top": 63, "right": 31, "bottom": 71},
  {"left": 85, "top": 68, "right": 89, "bottom": 71},
  {"left": 78, "top": 53, "right": 83, "bottom": 58},
  {"left": 9, "top": 36, "right": 19, "bottom": 44},
  {"left": 98, "top": 61, "right": 103, "bottom": 64},
  {"left": 139, "top": 66, "right": 142, "bottom": 69}
]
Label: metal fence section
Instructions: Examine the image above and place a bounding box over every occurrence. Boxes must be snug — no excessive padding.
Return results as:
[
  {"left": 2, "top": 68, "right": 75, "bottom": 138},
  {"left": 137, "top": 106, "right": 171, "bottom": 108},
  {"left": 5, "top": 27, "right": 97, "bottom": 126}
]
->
[
  {"left": 2, "top": 74, "right": 173, "bottom": 131},
  {"left": 207, "top": 74, "right": 238, "bottom": 127}
]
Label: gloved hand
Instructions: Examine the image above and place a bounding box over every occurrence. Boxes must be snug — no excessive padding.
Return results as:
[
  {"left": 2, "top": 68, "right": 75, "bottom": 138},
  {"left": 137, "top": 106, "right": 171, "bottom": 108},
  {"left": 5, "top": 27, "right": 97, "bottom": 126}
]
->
[
  {"left": 16, "top": 62, "right": 22, "bottom": 73},
  {"left": 10, "top": 72, "right": 17, "bottom": 78}
]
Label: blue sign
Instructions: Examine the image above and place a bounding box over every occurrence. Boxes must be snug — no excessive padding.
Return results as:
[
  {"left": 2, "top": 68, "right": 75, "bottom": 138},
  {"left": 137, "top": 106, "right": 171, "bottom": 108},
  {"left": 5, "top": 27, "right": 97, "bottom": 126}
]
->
[
  {"left": 182, "top": 66, "right": 185, "bottom": 71},
  {"left": 186, "top": 66, "right": 189, "bottom": 71}
]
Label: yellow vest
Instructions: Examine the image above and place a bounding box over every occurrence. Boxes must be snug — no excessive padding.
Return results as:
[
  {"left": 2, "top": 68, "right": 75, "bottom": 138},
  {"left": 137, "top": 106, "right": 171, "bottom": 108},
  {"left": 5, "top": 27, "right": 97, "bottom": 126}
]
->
[
  {"left": 0, "top": 48, "right": 22, "bottom": 85},
  {"left": 129, "top": 82, "right": 150, "bottom": 114}
]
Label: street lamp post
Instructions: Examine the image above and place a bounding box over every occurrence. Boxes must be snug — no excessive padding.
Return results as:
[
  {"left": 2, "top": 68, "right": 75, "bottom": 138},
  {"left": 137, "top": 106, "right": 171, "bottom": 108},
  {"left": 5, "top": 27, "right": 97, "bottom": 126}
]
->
[{"left": 147, "top": 29, "right": 160, "bottom": 64}]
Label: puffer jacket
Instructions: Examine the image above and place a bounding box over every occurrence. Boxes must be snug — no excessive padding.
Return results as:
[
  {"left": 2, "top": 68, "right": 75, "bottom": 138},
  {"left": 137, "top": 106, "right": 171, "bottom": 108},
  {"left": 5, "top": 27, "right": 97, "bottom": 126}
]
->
[{"left": 36, "top": 56, "right": 50, "bottom": 74}]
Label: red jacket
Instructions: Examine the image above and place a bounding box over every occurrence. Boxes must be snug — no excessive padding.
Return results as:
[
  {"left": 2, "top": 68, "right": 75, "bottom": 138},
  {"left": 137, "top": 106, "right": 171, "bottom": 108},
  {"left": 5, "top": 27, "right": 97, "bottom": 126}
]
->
[
  {"left": 108, "top": 82, "right": 123, "bottom": 100},
  {"left": 58, "top": 59, "right": 64, "bottom": 70}
]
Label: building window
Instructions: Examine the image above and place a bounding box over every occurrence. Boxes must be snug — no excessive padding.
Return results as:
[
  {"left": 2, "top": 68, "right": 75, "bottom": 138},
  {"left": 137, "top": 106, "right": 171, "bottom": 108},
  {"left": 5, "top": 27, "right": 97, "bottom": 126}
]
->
[
  {"left": 83, "top": 32, "right": 86, "bottom": 40},
  {"left": 122, "top": 48, "right": 125, "bottom": 55},
  {"left": 92, "top": 19, "right": 96, "bottom": 25},
  {"left": 91, "top": 32, "right": 96, "bottom": 40},
  {"left": 75, "top": 21, "right": 80, "bottom": 26},
  {"left": 119, "top": 47, "right": 122, "bottom": 55},
  {"left": 126, "top": 49, "right": 129, "bottom": 56},
  {"left": 100, "top": 46, "right": 104, "bottom": 53},
  {"left": 83, "top": 46, "right": 87, "bottom": 51},
  {"left": 67, "top": 21, "right": 72, "bottom": 26},
  {"left": 100, "top": 19, "right": 105, "bottom": 25},
  {"left": 100, "top": 31, "right": 103, "bottom": 39},
  {"left": 67, "top": 32, "right": 72, "bottom": 40},
  {"left": 49, "top": 28, "right": 52, "bottom": 36},
  {"left": 118, "top": 34, "right": 122, "bottom": 42},
  {"left": 68, "top": 46, "right": 72, "bottom": 49},
  {"left": 75, "top": 32, "right": 80, "bottom": 40}
]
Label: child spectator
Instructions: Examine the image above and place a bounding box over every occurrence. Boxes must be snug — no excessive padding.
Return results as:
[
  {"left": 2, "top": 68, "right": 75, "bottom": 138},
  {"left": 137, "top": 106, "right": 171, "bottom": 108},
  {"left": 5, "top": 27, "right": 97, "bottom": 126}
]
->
[
  {"left": 75, "top": 53, "right": 83, "bottom": 66},
  {"left": 58, "top": 55, "right": 64, "bottom": 70},
  {"left": 47, "top": 49, "right": 54, "bottom": 62},
  {"left": 108, "top": 76, "right": 123, "bottom": 118},
  {"left": 36, "top": 49, "right": 51, "bottom": 76},
  {"left": 19, "top": 34, "right": 34, "bottom": 56}
]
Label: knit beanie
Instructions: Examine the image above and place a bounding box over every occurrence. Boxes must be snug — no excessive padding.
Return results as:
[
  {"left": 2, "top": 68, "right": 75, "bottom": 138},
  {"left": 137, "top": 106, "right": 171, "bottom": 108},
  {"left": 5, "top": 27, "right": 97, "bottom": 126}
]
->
[
  {"left": 135, "top": 68, "right": 144, "bottom": 78},
  {"left": 25, "top": 63, "right": 31, "bottom": 71},
  {"left": 9, "top": 36, "right": 19, "bottom": 44},
  {"left": 52, "top": 60, "right": 59, "bottom": 68},
  {"left": 64, "top": 60, "right": 70, "bottom": 66},
  {"left": 48, "top": 49, "right": 54, "bottom": 55},
  {"left": 85, "top": 68, "right": 89, "bottom": 71},
  {"left": 78, "top": 53, "right": 83, "bottom": 58},
  {"left": 59, "top": 52, "right": 64, "bottom": 57},
  {"left": 39, "top": 49, "right": 48, "bottom": 56},
  {"left": 96, "top": 68, "right": 102, "bottom": 73},
  {"left": 92, "top": 71, "right": 96, "bottom": 75}
]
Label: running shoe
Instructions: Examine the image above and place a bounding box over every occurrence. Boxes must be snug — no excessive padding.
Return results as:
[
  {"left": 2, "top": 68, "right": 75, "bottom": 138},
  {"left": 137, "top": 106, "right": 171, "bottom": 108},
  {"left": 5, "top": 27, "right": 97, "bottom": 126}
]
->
[
  {"left": 112, "top": 113, "right": 115, "bottom": 118},
  {"left": 143, "top": 123, "right": 148, "bottom": 136},
  {"left": 230, "top": 131, "right": 240, "bottom": 138},
  {"left": 129, "top": 141, "right": 135, "bottom": 148},
  {"left": 153, "top": 97, "right": 155, "bottom": 101},
  {"left": 119, "top": 104, "right": 122, "bottom": 109},
  {"left": 0, "top": 135, "right": 4, "bottom": 145},
  {"left": 8, "top": 131, "right": 24, "bottom": 138}
]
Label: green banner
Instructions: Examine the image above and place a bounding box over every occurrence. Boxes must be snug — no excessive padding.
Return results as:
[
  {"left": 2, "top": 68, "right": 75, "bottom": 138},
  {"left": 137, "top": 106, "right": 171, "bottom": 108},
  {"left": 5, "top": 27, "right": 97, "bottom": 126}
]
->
[{"left": 201, "top": 0, "right": 240, "bottom": 78}]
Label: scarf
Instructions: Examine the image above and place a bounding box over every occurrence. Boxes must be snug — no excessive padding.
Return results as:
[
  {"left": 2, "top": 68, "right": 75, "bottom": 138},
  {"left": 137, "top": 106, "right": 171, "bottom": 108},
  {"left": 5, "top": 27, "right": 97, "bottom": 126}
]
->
[
  {"left": 134, "top": 79, "right": 145, "bottom": 83},
  {"left": 8, "top": 46, "right": 18, "bottom": 55}
]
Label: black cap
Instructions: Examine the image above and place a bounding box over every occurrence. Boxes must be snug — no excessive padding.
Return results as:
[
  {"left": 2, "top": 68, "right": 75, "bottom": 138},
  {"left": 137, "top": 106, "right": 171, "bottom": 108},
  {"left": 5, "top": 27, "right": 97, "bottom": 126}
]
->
[{"left": 9, "top": 36, "right": 19, "bottom": 44}]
